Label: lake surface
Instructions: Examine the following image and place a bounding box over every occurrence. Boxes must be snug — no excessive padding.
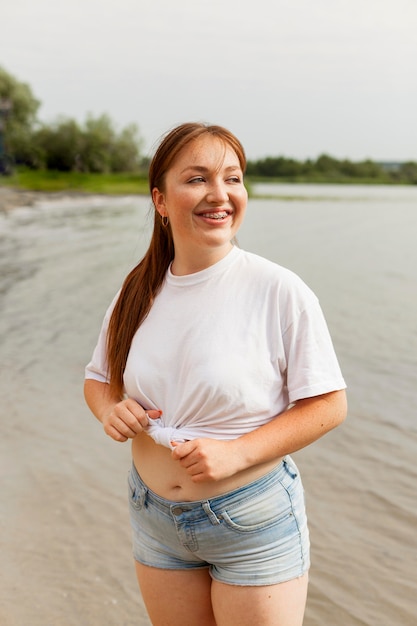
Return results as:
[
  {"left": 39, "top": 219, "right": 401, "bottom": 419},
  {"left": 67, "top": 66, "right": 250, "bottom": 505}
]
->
[{"left": 1, "top": 184, "right": 416, "bottom": 625}]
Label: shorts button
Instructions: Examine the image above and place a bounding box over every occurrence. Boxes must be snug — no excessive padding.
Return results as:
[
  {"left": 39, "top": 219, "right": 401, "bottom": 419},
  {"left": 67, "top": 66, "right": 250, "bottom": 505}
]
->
[{"left": 172, "top": 506, "right": 183, "bottom": 515}]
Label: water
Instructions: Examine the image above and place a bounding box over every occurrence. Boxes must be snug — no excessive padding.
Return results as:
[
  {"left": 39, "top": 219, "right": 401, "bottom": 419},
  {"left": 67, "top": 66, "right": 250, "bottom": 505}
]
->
[
  {"left": 246, "top": 183, "right": 417, "bottom": 434},
  {"left": 0, "top": 185, "right": 416, "bottom": 625}
]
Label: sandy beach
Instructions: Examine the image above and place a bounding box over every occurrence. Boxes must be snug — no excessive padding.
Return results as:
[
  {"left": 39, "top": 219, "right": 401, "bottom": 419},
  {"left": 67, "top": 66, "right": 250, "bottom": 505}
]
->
[
  {"left": 0, "top": 186, "right": 96, "bottom": 213},
  {"left": 1, "top": 189, "right": 416, "bottom": 625}
]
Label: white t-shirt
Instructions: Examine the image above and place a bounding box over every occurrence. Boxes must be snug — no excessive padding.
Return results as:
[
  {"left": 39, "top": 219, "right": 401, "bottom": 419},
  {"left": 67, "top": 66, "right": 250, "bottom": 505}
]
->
[{"left": 85, "top": 246, "right": 346, "bottom": 448}]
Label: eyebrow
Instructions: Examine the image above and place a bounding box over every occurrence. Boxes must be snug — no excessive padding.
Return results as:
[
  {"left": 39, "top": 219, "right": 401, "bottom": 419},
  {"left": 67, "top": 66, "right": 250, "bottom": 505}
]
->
[{"left": 180, "top": 165, "right": 241, "bottom": 174}]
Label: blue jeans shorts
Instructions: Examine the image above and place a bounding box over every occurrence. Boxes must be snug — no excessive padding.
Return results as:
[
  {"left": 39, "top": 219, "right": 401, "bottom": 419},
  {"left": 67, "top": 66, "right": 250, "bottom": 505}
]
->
[{"left": 127, "top": 456, "right": 310, "bottom": 586}]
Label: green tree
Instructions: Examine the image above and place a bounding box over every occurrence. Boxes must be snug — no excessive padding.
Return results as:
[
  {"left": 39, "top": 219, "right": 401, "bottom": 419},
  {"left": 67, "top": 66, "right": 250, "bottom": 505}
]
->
[
  {"left": 78, "top": 114, "right": 144, "bottom": 173},
  {"left": 32, "top": 113, "right": 144, "bottom": 173},
  {"left": 34, "top": 117, "right": 83, "bottom": 170},
  {"left": 355, "top": 159, "right": 383, "bottom": 179},
  {"left": 0, "top": 68, "right": 144, "bottom": 173},
  {"left": 314, "top": 154, "right": 340, "bottom": 174},
  {"left": 246, "top": 156, "right": 303, "bottom": 178},
  {"left": 397, "top": 161, "right": 417, "bottom": 184},
  {"left": 79, "top": 114, "right": 114, "bottom": 173},
  {"left": 110, "top": 123, "right": 144, "bottom": 172},
  {"left": 0, "top": 66, "right": 40, "bottom": 168}
]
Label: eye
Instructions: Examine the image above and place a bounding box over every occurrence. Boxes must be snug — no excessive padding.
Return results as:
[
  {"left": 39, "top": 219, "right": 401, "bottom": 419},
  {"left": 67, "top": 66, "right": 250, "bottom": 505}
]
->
[
  {"left": 226, "top": 176, "right": 241, "bottom": 183},
  {"left": 188, "top": 176, "right": 206, "bottom": 183}
]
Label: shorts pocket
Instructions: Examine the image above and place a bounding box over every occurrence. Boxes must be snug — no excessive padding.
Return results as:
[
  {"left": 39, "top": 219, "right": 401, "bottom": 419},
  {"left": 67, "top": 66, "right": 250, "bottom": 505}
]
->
[
  {"left": 282, "top": 457, "right": 299, "bottom": 480},
  {"left": 220, "top": 482, "right": 295, "bottom": 534},
  {"left": 128, "top": 465, "right": 147, "bottom": 510}
]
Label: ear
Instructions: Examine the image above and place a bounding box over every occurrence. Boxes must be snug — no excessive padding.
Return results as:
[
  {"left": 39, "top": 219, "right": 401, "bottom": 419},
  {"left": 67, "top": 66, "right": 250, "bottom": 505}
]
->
[{"left": 152, "top": 187, "right": 167, "bottom": 217}]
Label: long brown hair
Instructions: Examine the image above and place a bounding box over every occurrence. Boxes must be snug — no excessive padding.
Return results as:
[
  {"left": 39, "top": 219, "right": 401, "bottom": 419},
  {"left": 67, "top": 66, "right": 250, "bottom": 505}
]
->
[{"left": 106, "top": 122, "right": 247, "bottom": 397}]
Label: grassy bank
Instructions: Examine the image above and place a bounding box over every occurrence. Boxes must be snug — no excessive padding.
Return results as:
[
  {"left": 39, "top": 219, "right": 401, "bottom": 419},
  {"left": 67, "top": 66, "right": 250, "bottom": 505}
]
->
[
  {"left": 246, "top": 174, "right": 400, "bottom": 185},
  {"left": 0, "top": 169, "right": 150, "bottom": 195},
  {"left": 1, "top": 169, "right": 413, "bottom": 202}
]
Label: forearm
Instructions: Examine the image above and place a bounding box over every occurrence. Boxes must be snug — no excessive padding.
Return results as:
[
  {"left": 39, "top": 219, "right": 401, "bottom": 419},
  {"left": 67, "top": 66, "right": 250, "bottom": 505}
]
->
[
  {"left": 233, "top": 389, "right": 347, "bottom": 470},
  {"left": 84, "top": 378, "right": 122, "bottom": 424},
  {"left": 84, "top": 378, "right": 162, "bottom": 442}
]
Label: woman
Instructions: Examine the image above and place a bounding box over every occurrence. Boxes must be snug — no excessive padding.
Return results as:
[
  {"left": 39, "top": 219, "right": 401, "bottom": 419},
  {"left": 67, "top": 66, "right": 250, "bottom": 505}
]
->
[{"left": 84, "top": 122, "right": 347, "bottom": 626}]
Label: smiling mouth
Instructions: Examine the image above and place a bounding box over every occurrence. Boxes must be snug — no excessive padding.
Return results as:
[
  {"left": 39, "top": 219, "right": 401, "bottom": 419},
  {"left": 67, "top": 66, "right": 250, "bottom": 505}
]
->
[{"left": 200, "top": 211, "right": 230, "bottom": 220}]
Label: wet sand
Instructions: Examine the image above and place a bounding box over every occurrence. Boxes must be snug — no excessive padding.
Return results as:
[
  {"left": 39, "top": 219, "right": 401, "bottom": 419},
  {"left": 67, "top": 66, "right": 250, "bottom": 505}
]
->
[
  {"left": 1, "top": 191, "right": 416, "bottom": 625},
  {"left": 0, "top": 186, "right": 100, "bottom": 213}
]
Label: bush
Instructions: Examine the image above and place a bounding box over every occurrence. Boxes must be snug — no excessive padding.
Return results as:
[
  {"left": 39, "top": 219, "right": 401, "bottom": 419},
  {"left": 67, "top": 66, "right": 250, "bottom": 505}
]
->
[{"left": 33, "top": 114, "right": 144, "bottom": 173}]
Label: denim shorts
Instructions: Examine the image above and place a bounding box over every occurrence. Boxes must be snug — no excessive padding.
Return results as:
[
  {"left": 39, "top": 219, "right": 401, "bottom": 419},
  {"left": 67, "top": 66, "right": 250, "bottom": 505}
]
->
[{"left": 127, "top": 456, "right": 310, "bottom": 586}]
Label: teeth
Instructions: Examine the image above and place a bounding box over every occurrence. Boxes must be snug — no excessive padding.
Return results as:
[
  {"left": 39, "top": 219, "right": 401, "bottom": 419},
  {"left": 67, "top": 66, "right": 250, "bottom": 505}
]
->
[{"left": 201, "top": 212, "right": 228, "bottom": 219}]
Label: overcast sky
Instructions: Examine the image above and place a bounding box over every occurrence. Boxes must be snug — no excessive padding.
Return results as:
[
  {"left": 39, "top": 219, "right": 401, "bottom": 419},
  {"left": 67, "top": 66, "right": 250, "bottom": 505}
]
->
[{"left": 2, "top": 0, "right": 416, "bottom": 161}]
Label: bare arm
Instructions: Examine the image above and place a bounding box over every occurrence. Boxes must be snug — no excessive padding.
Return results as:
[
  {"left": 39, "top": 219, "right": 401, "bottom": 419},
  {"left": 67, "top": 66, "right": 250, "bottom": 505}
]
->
[
  {"left": 233, "top": 389, "right": 347, "bottom": 467},
  {"left": 172, "top": 389, "right": 347, "bottom": 481},
  {"left": 84, "top": 379, "right": 161, "bottom": 442}
]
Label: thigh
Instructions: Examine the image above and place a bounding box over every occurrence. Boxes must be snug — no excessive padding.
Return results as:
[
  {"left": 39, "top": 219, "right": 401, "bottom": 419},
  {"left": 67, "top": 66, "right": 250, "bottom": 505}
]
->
[
  {"left": 211, "top": 573, "right": 309, "bottom": 626},
  {"left": 135, "top": 562, "right": 216, "bottom": 626}
]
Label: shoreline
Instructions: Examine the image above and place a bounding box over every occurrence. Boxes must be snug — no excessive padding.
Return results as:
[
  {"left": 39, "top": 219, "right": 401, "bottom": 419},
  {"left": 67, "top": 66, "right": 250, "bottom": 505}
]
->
[
  {"left": 2, "top": 180, "right": 416, "bottom": 214},
  {"left": 0, "top": 187, "right": 102, "bottom": 213}
]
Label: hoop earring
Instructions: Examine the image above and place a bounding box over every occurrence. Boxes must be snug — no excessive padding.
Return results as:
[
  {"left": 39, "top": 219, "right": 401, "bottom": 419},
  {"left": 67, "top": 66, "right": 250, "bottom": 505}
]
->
[{"left": 161, "top": 215, "right": 169, "bottom": 227}]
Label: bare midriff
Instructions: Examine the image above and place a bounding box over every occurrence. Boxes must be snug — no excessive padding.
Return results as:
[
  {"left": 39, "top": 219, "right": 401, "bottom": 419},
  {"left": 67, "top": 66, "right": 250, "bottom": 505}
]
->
[{"left": 132, "top": 432, "right": 283, "bottom": 502}]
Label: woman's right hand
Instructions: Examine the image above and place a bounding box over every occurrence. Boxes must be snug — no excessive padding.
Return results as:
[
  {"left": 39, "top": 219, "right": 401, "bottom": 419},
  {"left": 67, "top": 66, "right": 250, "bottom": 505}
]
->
[{"left": 102, "top": 398, "right": 162, "bottom": 442}]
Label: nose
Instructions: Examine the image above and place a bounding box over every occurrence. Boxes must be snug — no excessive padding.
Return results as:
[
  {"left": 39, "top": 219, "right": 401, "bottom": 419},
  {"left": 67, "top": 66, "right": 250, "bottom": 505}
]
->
[{"left": 206, "top": 180, "right": 229, "bottom": 204}]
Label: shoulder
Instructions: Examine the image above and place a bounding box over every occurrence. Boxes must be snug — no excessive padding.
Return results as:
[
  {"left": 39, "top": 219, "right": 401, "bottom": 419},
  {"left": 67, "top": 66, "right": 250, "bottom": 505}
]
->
[
  {"left": 233, "top": 248, "right": 316, "bottom": 301},
  {"left": 234, "top": 248, "right": 300, "bottom": 280}
]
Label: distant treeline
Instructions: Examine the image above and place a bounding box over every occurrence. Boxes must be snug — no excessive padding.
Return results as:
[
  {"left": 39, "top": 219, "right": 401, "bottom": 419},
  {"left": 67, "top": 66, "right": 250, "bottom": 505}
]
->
[
  {"left": 15, "top": 114, "right": 146, "bottom": 174},
  {"left": 1, "top": 66, "right": 416, "bottom": 183},
  {"left": 0, "top": 66, "right": 145, "bottom": 175},
  {"left": 246, "top": 155, "right": 417, "bottom": 185}
]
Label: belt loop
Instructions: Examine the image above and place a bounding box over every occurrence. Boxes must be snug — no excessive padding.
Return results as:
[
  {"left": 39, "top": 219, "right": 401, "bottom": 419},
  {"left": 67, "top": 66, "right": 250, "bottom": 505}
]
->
[
  {"left": 137, "top": 484, "right": 148, "bottom": 508},
  {"left": 202, "top": 501, "right": 221, "bottom": 525}
]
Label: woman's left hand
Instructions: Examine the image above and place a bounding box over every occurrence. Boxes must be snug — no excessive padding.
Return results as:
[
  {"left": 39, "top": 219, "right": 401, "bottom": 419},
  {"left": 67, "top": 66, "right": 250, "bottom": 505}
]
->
[
  {"left": 171, "top": 438, "right": 242, "bottom": 483},
  {"left": 171, "top": 391, "right": 347, "bottom": 482}
]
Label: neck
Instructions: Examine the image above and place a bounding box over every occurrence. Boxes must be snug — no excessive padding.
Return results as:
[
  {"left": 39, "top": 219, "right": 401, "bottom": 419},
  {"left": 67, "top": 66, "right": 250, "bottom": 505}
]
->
[{"left": 171, "top": 242, "right": 234, "bottom": 276}]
